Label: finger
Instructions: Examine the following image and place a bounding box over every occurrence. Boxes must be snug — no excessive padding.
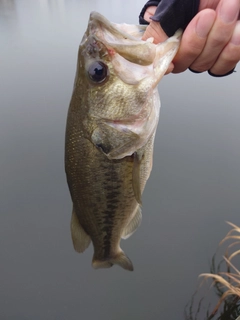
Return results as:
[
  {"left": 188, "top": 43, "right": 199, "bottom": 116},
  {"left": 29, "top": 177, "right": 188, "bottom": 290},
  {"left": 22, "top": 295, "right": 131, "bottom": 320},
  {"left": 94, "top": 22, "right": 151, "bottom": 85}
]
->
[
  {"left": 141, "top": 20, "right": 173, "bottom": 74},
  {"left": 209, "top": 20, "right": 240, "bottom": 75},
  {"left": 165, "top": 63, "right": 174, "bottom": 75},
  {"left": 142, "top": 20, "right": 168, "bottom": 43},
  {"left": 190, "top": 0, "right": 240, "bottom": 73},
  {"left": 172, "top": 9, "right": 216, "bottom": 73},
  {"left": 143, "top": 6, "right": 157, "bottom": 23},
  {"left": 199, "top": 0, "right": 219, "bottom": 10}
]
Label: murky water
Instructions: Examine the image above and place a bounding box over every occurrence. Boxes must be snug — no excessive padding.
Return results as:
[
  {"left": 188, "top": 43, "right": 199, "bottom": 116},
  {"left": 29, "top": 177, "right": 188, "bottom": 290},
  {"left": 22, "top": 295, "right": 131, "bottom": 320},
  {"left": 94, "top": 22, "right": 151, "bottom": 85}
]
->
[{"left": 1, "top": 1, "right": 240, "bottom": 319}]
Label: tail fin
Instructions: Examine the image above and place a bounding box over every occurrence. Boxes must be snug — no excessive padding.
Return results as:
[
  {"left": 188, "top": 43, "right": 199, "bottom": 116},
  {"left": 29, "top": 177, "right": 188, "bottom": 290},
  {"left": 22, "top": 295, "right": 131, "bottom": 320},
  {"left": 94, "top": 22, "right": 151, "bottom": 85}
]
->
[{"left": 92, "top": 250, "right": 134, "bottom": 271}]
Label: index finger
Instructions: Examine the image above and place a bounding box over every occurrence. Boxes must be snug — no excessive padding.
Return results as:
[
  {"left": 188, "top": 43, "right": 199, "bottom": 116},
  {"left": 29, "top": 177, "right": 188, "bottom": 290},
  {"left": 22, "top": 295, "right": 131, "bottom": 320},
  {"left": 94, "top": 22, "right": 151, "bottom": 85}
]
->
[
  {"left": 190, "top": 0, "right": 240, "bottom": 72},
  {"left": 172, "top": 9, "right": 216, "bottom": 73}
]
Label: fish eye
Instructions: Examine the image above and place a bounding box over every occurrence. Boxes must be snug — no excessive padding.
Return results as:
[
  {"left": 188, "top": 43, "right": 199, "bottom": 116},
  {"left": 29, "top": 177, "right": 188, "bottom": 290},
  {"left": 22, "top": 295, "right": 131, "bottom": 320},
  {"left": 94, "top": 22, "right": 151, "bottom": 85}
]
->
[{"left": 88, "top": 61, "right": 108, "bottom": 83}]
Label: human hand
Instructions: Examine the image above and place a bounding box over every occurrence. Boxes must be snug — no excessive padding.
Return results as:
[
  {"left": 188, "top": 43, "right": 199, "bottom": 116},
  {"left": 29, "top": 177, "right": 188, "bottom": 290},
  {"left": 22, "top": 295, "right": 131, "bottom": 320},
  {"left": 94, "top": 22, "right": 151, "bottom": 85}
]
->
[
  {"left": 142, "top": 0, "right": 240, "bottom": 76},
  {"left": 142, "top": 6, "right": 173, "bottom": 73},
  {"left": 142, "top": 6, "right": 168, "bottom": 43}
]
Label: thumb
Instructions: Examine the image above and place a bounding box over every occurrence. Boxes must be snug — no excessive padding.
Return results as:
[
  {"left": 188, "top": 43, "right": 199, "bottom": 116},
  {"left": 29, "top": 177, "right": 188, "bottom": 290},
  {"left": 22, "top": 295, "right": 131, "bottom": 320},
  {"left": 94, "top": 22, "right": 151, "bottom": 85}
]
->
[
  {"left": 141, "top": 20, "right": 174, "bottom": 75},
  {"left": 142, "top": 20, "right": 168, "bottom": 43}
]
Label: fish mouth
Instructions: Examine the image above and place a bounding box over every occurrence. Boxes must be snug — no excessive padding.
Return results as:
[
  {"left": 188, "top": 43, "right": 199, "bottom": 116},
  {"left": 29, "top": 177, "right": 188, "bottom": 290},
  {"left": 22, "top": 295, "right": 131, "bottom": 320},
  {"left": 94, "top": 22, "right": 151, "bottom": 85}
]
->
[
  {"left": 83, "top": 12, "right": 181, "bottom": 86},
  {"left": 86, "top": 12, "right": 156, "bottom": 66},
  {"left": 88, "top": 11, "right": 146, "bottom": 41}
]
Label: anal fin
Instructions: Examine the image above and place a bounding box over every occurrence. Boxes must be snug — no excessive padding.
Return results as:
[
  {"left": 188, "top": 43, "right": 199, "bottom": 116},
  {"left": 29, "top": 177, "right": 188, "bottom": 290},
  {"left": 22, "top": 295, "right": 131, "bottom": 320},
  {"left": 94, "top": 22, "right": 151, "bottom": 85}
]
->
[
  {"left": 122, "top": 206, "right": 142, "bottom": 239},
  {"left": 71, "top": 207, "right": 91, "bottom": 253}
]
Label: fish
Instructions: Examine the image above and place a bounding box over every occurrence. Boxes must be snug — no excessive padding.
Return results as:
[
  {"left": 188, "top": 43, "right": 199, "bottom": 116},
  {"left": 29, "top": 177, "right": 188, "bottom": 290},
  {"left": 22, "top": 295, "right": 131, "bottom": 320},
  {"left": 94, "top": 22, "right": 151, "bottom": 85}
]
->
[{"left": 65, "top": 11, "right": 181, "bottom": 271}]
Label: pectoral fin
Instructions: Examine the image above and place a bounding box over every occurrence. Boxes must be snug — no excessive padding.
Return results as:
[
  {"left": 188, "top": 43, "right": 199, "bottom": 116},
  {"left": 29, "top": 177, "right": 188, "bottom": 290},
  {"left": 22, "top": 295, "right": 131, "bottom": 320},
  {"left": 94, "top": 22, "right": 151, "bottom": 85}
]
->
[
  {"left": 122, "top": 206, "right": 142, "bottom": 239},
  {"left": 71, "top": 207, "right": 91, "bottom": 253},
  {"left": 91, "top": 123, "right": 139, "bottom": 159}
]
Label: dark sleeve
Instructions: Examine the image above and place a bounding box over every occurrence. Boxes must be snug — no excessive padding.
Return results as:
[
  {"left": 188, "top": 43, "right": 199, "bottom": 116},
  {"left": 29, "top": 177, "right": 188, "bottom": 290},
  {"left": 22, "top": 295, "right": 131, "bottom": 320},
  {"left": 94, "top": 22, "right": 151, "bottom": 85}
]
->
[{"left": 139, "top": 0, "right": 200, "bottom": 36}]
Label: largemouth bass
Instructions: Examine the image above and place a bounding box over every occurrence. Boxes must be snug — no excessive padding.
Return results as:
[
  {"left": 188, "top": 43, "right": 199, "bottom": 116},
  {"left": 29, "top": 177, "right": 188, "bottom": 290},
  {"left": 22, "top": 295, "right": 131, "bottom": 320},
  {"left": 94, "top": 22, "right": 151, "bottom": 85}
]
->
[{"left": 65, "top": 12, "right": 181, "bottom": 271}]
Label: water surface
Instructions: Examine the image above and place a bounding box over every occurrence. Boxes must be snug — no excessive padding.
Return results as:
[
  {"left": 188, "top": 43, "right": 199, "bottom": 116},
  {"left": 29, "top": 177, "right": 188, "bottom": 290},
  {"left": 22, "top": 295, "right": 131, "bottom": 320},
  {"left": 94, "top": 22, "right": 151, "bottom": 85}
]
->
[{"left": 1, "top": 1, "right": 240, "bottom": 319}]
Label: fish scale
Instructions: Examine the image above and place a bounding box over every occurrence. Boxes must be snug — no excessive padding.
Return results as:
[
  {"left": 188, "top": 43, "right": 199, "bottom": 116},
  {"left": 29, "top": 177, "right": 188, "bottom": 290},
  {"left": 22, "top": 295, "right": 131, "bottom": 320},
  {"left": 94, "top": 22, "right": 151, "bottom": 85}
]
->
[{"left": 65, "top": 11, "right": 181, "bottom": 271}]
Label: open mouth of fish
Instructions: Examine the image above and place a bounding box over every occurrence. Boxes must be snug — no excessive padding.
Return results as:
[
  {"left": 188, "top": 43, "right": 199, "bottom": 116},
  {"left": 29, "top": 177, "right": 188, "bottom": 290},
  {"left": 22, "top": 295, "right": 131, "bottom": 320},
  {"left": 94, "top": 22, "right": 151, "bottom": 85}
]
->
[
  {"left": 79, "top": 12, "right": 182, "bottom": 159},
  {"left": 83, "top": 12, "right": 182, "bottom": 85}
]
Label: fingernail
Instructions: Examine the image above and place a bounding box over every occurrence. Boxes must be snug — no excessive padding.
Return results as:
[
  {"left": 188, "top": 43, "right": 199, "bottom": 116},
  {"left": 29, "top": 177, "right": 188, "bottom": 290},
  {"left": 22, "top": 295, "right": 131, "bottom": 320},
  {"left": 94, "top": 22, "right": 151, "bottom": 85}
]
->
[
  {"left": 231, "top": 21, "right": 240, "bottom": 45},
  {"left": 196, "top": 10, "right": 215, "bottom": 38},
  {"left": 219, "top": 0, "right": 239, "bottom": 24}
]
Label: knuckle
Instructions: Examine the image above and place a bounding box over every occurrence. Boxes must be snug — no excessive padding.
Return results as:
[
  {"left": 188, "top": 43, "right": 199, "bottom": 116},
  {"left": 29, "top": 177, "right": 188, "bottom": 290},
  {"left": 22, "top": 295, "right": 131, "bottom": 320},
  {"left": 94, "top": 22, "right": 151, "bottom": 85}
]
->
[
  {"left": 222, "top": 45, "right": 240, "bottom": 63},
  {"left": 184, "top": 35, "right": 206, "bottom": 55},
  {"left": 209, "top": 26, "right": 233, "bottom": 49},
  {"left": 188, "top": 42, "right": 204, "bottom": 55},
  {"left": 210, "top": 35, "right": 229, "bottom": 48}
]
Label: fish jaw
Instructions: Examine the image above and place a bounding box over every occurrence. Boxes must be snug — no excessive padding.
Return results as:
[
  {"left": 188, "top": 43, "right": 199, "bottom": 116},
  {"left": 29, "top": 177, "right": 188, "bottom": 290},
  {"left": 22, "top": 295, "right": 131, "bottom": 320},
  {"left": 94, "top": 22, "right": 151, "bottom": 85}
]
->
[
  {"left": 86, "top": 12, "right": 181, "bottom": 83},
  {"left": 88, "top": 32, "right": 181, "bottom": 160},
  {"left": 79, "top": 13, "right": 181, "bottom": 159}
]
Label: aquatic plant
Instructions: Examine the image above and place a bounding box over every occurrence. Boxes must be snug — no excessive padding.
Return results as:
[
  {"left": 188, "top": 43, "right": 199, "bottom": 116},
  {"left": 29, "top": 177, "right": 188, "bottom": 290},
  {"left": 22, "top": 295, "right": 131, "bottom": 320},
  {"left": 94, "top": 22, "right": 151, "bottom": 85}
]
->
[
  {"left": 185, "top": 222, "right": 240, "bottom": 320},
  {"left": 199, "top": 222, "right": 240, "bottom": 316}
]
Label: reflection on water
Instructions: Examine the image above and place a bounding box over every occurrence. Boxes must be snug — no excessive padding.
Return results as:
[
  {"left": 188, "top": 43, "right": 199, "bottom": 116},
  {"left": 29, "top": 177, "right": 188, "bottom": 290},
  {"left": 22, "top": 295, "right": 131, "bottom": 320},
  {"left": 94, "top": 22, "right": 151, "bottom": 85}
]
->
[
  {"left": 1, "top": 1, "right": 240, "bottom": 320},
  {"left": 0, "top": 0, "right": 17, "bottom": 33},
  {"left": 0, "top": 0, "right": 16, "bottom": 15}
]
